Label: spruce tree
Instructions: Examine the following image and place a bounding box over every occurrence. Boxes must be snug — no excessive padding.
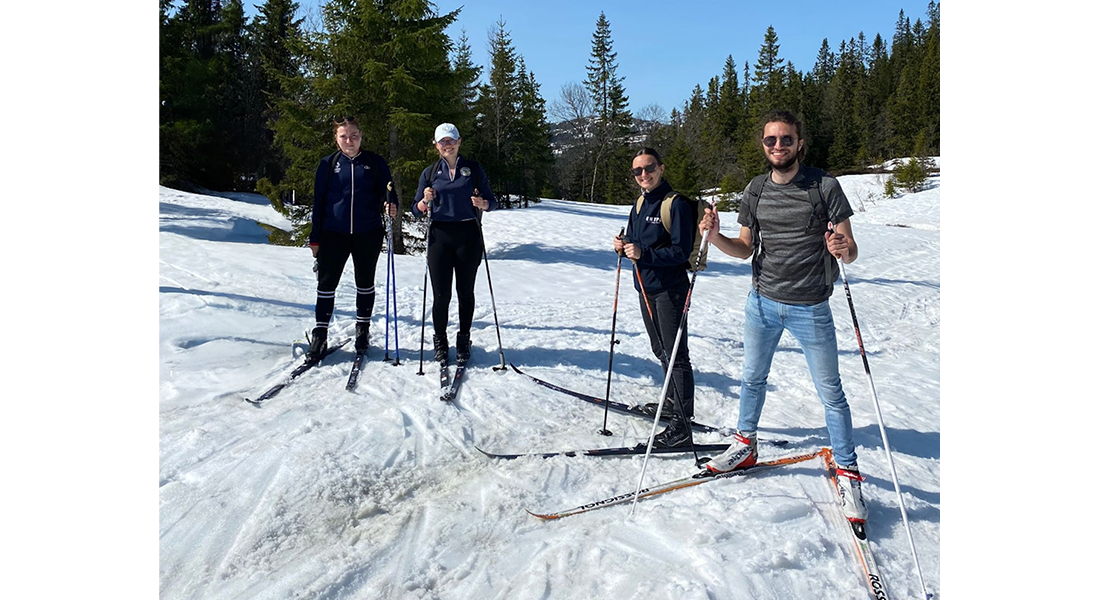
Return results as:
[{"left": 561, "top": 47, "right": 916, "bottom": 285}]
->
[
  {"left": 250, "top": 0, "right": 304, "bottom": 185},
  {"left": 471, "top": 18, "right": 520, "bottom": 208},
  {"left": 513, "top": 62, "right": 553, "bottom": 206},
  {"left": 584, "top": 12, "right": 632, "bottom": 204},
  {"left": 753, "top": 26, "right": 786, "bottom": 94},
  {"left": 263, "top": 0, "right": 462, "bottom": 249}
]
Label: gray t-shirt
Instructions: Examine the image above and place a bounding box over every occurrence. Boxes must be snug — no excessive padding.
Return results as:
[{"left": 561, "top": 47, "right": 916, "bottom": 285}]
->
[{"left": 737, "top": 168, "right": 853, "bottom": 304}]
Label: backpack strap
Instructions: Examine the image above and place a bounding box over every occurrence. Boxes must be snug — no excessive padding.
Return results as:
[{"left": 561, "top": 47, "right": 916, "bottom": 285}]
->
[
  {"left": 658, "top": 191, "right": 680, "bottom": 232},
  {"left": 745, "top": 172, "right": 770, "bottom": 252},
  {"left": 798, "top": 166, "right": 837, "bottom": 291},
  {"left": 635, "top": 191, "right": 682, "bottom": 234},
  {"left": 799, "top": 166, "right": 830, "bottom": 231}
]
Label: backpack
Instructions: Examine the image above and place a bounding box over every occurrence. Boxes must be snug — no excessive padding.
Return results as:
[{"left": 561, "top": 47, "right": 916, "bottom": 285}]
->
[
  {"left": 741, "top": 166, "right": 837, "bottom": 289},
  {"left": 634, "top": 191, "right": 709, "bottom": 272}
]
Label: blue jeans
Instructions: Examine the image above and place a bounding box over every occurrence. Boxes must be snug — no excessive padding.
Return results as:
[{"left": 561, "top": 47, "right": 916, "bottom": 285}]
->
[{"left": 738, "top": 289, "right": 857, "bottom": 466}]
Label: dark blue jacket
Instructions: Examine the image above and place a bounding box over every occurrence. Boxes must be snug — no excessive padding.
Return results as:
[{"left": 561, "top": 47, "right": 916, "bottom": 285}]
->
[
  {"left": 625, "top": 180, "right": 693, "bottom": 294},
  {"left": 310, "top": 150, "right": 397, "bottom": 244},
  {"left": 411, "top": 156, "right": 497, "bottom": 222}
]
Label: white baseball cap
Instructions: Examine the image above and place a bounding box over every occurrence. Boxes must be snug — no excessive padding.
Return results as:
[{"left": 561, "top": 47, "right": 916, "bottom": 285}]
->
[{"left": 433, "top": 123, "right": 460, "bottom": 143}]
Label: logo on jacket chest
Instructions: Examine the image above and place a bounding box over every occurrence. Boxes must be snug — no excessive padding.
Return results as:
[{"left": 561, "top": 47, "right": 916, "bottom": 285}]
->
[{"left": 645, "top": 215, "right": 662, "bottom": 225}]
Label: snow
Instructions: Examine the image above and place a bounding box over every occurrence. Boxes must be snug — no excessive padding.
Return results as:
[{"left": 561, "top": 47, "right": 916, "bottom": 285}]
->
[{"left": 157, "top": 177, "right": 941, "bottom": 598}]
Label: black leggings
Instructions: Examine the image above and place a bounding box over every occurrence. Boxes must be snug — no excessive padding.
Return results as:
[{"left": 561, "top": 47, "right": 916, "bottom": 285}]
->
[
  {"left": 427, "top": 220, "right": 483, "bottom": 340},
  {"left": 315, "top": 228, "right": 384, "bottom": 328},
  {"left": 637, "top": 284, "right": 694, "bottom": 420}
]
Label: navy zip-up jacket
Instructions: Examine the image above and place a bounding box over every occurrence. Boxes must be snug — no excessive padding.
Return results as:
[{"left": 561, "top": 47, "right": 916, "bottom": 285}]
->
[
  {"left": 626, "top": 180, "right": 693, "bottom": 293},
  {"left": 411, "top": 156, "right": 497, "bottom": 221},
  {"left": 310, "top": 150, "right": 397, "bottom": 244}
]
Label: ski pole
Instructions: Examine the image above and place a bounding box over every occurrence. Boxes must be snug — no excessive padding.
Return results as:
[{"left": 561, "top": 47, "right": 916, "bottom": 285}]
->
[
  {"left": 599, "top": 227, "right": 626, "bottom": 436},
  {"left": 388, "top": 212, "right": 401, "bottom": 365},
  {"left": 417, "top": 198, "right": 434, "bottom": 376},
  {"left": 475, "top": 194, "right": 507, "bottom": 371},
  {"left": 384, "top": 214, "right": 393, "bottom": 362},
  {"left": 829, "top": 222, "right": 931, "bottom": 600},
  {"left": 631, "top": 218, "right": 713, "bottom": 516}
]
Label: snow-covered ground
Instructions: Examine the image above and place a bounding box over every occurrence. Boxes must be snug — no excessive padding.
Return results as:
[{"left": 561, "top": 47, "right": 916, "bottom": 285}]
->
[{"left": 157, "top": 175, "right": 941, "bottom": 599}]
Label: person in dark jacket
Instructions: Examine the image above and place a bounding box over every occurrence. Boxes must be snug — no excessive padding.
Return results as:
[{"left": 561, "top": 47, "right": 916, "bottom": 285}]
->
[
  {"left": 410, "top": 123, "right": 497, "bottom": 365},
  {"left": 612, "top": 147, "right": 696, "bottom": 448},
  {"left": 307, "top": 116, "right": 398, "bottom": 361}
]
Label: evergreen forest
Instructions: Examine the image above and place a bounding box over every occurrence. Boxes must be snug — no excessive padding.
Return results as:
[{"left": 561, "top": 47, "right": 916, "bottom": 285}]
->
[{"left": 160, "top": 0, "right": 940, "bottom": 250}]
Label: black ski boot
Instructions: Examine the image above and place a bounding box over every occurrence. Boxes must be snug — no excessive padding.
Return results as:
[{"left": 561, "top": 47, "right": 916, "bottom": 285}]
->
[
  {"left": 652, "top": 415, "right": 692, "bottom": 448},
  {"left": 643, "top": 399, "right": 675, "bottom": 420},
  {"left": 456, "top": 332, "right": 471, "bottom": 362},
  {"left": 355, "top": 322, "right": 370, "bottom": 354},
  {"left": 306, "top": 327, "right": 328, "bottom": 364},
  {"left": 433, "top": 334, "right": 449, "bottom": 365}
]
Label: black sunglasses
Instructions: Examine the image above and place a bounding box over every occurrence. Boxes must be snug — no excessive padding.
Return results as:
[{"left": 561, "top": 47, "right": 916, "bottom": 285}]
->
[
  {"left": 334, "top": 116, "right": 358, "bottom": 125},
  {"left": 631, "top": 163, "right": 659, "bottom": 177},
  {"left": 762, "top": 135, "right": 796, "bottom": 148}
]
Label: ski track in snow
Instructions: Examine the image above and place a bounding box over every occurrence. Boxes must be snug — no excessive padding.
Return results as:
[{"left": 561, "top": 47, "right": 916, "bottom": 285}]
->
[{"left": 160, "top": 178, "right": 940, "bottom": 599}]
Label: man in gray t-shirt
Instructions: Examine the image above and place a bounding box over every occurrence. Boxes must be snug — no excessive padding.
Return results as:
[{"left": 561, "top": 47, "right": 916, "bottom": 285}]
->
[
  {"left": 744, "top": 171, "right": 853, "bottom": 304},
  {"left": 695, "top": 110, "right": 869, "bottom": 526}
]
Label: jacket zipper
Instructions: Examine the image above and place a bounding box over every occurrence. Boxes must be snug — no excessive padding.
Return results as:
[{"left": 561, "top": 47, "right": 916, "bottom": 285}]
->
[{"left": 349, "top": 156, "right": 355, "bottom": 234}]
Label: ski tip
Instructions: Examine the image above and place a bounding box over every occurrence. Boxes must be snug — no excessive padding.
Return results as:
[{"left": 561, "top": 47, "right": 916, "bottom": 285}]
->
[{"left": 525, "top": 508, "right": 558, "bottom": 520}]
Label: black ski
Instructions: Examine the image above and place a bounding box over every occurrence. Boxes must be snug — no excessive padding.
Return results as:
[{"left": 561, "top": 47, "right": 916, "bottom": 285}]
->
[
  {"left": 442, "top": 357, "right": 469, "bottom": 402},
  {"left": 508, "top": 363, "right": 786, "bottom": 446},
  {"left": 345, "top": 351, "right": 367, "bottom": 391},
  {"left": 246, "top": 338, "right": 352, "bottom": 405},
  {"left": 438, "top": 358, "right": 452, "bottom": 401},
  {"left": 477, "top": 443, "right": 734, "bottom": 460}
]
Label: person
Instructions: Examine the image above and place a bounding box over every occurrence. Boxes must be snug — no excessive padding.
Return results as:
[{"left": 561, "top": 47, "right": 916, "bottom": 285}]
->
[
  {"left": 410, "top": 123, "right": 497, "bottom": 365},
  {"left": 307, "top": 116, "right": 399, "bottom": 362},
  {"left": 698, "top": 110, "right": 867, "bottom": 524},
  {"left": 612, "top": 148, "right": 696, "bottom": 449}
]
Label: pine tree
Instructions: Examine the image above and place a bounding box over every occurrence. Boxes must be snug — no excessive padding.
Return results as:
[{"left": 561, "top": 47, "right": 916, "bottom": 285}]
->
[
  {"left": 917, "top": 2, "right": 940, "bottom": 155},
  {"left": 262, "top": 0, "right": 462, "bottom": 249},
  {"left": 250, "top": 0, "right": 304, "bottom": 186},
  {"left": 450, "top": 30, "right": 481, "bottom": 139},
  {"left": 471, "top": 18, "right": 520, "bottom": 208},
  {"left": 160, "top": 0, "right": 255, "bottom": 190},
  {"left": 584, "top": 12, "right": 632, "bottom": 203},
  {"left": 753, "top": 26, "right": 786, "bottom": 91},
  {"left": 513, "top": 61, "right": 553, "bottom": 206}
]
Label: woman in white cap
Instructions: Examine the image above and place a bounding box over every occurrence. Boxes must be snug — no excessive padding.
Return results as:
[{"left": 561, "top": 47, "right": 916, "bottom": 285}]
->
[{"left": 411, "top": 123, "right": 498, "bottom": 365}]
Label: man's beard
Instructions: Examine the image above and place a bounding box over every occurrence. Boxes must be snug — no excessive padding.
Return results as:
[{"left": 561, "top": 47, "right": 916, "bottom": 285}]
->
[{"left": 768, "top": 152, "right": 798, "bottom": 172}]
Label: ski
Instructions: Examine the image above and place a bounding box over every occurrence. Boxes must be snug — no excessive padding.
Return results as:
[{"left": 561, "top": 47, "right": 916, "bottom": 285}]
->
[
  {"left": 822, "top": 449, "right": 892, "bottom": 600},
  {"left": 245, "top": 338, "right": 352, "bottom": 405},
  {"left": 345, "top": 351, "right": 367, "bottom": 391},
  {"left": 438, "top": 358, "right": 452, "bottom": 401},
  {"left": 508, "top": 363, "right": 787, "bottom": 446},
  {"left": 478, "top": 443, "right": 734, "bottom": 460},
  {"left": 442, "top": 357, "right": 469, "bottom": 402},
  {"left": 527, "top": 448, "right": 826, "bottom": 520}
]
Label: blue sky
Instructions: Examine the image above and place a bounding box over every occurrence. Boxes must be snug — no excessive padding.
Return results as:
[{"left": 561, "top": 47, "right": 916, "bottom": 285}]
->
[{"left": 245, "top": 0, "right": 936, "bottom": 118}]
